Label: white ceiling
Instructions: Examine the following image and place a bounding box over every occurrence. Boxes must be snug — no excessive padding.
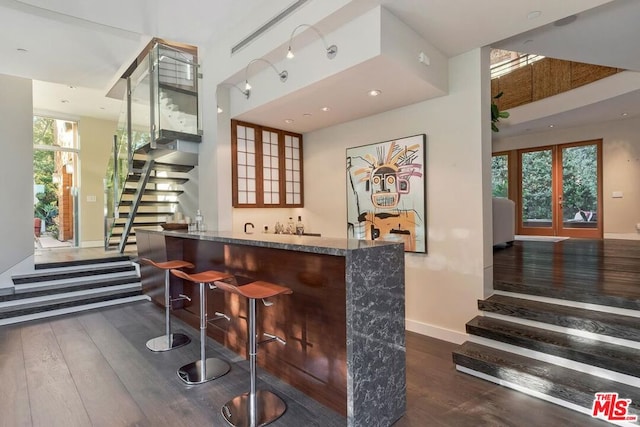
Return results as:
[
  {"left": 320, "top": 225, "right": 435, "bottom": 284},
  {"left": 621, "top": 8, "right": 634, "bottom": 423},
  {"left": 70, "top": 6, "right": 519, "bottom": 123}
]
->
[{"left": 3, "top": 0, "right": 639, "bottom": 137}]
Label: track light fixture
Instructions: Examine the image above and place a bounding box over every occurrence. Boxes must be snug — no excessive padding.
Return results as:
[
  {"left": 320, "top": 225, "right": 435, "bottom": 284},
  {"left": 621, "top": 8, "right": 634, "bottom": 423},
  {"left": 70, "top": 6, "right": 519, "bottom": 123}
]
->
[
  {"left": 287, "top": 24, "right": 338, "bottom": 60},
  {"left": 215, "top": 83, "right": 250, "bottom": 114},
  {"left": 244, "top": 58, "right": 288, "bottom": 97}
]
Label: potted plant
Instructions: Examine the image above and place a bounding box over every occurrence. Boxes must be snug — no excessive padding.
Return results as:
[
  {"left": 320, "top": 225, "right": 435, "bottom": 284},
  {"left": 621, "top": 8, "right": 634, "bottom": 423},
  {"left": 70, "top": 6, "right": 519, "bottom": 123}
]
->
[{"left": 491, "top": 91, "right": 510, "bottom": 132}]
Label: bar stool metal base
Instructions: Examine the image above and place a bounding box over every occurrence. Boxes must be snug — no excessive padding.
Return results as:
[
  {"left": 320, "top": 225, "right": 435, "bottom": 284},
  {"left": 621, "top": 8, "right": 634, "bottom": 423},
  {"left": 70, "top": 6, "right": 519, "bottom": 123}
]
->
[
  {"left": 146, "top": 333, "right": 191, "bottom": 352},
  {"left": 177, "top": 358, "right": 230, "bottom": 385},
  {"left": 221, "top": 390, "right": 286, "bottom": 427}
]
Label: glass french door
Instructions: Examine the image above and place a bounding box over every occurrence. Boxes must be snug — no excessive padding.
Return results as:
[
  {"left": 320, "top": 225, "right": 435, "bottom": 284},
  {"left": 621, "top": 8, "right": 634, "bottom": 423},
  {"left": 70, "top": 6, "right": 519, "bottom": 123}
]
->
[{"left": 518, "top": 140, "right": 602, "bottom": 238}]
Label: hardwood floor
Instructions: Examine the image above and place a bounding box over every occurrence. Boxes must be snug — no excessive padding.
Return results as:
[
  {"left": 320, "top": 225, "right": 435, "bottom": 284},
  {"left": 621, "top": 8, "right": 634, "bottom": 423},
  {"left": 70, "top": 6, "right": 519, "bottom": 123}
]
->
[
  {"left": 0, "top": 301, "right": 609, "bottom": 426},
  {"left": 493, "top": 239, "right": 640, "bottom": 309}
]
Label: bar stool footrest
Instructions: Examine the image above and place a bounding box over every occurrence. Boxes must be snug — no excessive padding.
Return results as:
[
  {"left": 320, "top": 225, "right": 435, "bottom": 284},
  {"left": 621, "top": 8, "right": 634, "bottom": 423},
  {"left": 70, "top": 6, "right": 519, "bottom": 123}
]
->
[
  {"left": 146, "top": 333, "right": 191, "bottom": 352},
  {"left": 221, "top": 390, "right": 286, "bottom": 427},
  {"left": 177, "top": 358, "right": 230, "bottom": 385}
]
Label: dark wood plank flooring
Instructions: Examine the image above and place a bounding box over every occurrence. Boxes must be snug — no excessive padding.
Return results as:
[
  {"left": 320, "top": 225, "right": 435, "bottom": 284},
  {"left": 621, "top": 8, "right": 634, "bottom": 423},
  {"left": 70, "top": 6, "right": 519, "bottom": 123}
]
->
[
  {"left": 493, "top": 239, "right": 640, "bottom": 308},
  {"left": 0, "top": 301, "right": 610, "bottom": 426}
]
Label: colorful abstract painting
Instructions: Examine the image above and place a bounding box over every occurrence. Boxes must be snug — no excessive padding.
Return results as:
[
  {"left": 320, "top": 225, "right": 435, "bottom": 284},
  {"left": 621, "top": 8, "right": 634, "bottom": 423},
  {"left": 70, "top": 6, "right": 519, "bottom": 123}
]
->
[{"left": 346, "top": 134, "right": 426, "bottom": 253}]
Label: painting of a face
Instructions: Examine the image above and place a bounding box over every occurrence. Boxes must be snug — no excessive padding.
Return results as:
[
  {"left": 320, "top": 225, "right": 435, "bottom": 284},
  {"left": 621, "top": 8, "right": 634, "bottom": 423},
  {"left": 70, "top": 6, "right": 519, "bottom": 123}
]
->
[
  {"left": 347, "top": 134, "right": 427, "bottom": 253},
  {"left": 371, "top": 166, "right": 399, "bottom": 208}
]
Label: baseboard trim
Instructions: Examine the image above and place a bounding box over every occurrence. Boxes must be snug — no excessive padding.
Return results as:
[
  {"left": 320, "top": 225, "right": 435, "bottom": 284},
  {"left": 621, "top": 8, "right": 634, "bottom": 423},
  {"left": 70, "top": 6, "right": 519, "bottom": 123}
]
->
[
  {"left": 604, "top": 233, "right": 640, "bottom": 240},
  {"left": 405, "top": 318, "right": 467, "bottom": 344}
]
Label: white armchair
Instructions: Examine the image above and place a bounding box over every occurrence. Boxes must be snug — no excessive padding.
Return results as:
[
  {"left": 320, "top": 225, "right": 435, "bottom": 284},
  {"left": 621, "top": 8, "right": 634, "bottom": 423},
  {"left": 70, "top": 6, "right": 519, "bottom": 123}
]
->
[{"left": 493, "top": 197, "right": 515, "bottom": 246}]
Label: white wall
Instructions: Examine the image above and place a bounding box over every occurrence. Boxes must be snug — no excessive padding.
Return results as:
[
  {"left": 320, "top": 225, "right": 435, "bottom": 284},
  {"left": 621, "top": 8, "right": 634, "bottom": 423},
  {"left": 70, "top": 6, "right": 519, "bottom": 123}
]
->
[
  {"left": 0, "top": 75, "right": 34, "bottom": 274},
  {"left": 302, "top": 49, "right": 490, "bottom": 342},
  {"left": 493, "top": 116, "right": 640, "bottom": 237}
]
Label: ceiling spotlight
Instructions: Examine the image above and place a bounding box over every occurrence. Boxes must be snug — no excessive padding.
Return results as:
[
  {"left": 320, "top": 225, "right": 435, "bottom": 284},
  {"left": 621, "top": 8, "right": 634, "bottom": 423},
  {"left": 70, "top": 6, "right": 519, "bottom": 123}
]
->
[
  {"left": 303, "top": 113, "right": 312, "bottom": 117},
  {"left": 61, "top": 99, "right": 70, "bottom": 103},
  {"left": 321, "top": 106, "right": 330, "bottom": 112},
  {"left": 548, "top": 124, "right": 554, "bottom": 128},
  {"left": 622, "top": 112, "right": 629, "bottom": 117},
  {"left": 16, "top": 48, "right": 28, "bottom": 53},
  {"left": 287, "top": 24, "right": 338, "bottom": 60},
  {"left": 284, "top": 119, "right": 294, "bottom": 124},
  {"left": 368, "top": 89, "right": 382, "bottom": 97},
  {"left": 215, "top": 82, "right": 250, "bottom": 112},
  {"left": 217, "top": 105, "right": 223, "bottom": 114},
  {"left": 245, "top": 80, "right": 252, "bottom": 91}
]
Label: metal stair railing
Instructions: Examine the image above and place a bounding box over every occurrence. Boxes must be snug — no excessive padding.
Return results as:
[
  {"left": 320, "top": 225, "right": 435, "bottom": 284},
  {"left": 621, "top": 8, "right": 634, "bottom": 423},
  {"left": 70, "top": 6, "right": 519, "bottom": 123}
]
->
[{"left": 118, "top": 159, "right": 155, "bottom": 253}]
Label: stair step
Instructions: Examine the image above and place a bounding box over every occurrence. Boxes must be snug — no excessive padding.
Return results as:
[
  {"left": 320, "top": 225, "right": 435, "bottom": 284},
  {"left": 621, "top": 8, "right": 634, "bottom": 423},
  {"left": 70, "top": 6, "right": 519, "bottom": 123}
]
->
[
  {"left": 466, "top": 316, "right": 640, "bottom": 379},
  {"left": 114, "top": 212, "right": 173, "bottom": 218},
  {"left": 7, "top": 273, "right": 140, "bottom": 298},
  {"left": 35, "top": 254, "right": 131, "bottom": 270},
  {"left": 119, "top": 200, "right": 176, "bottom": 207},
  {"left": 0, "top": 295, "right": 150, "bottom": 326},
  {"left": 12, "top": 262, "right": 135, "bottom": 285},
  {"left": 453, "top": 341, "right": 640, "bottom": 416},
  {"left": 0, "top": 283, "right": 142, "bottom": 318},
  {"left": 122, "top": 188, "right": 184, "bottom": 196},
  {"left": 128, "top": 175, "right": 188, "bottom": 185},
  {"left": 494, "top": 279, "right": 640, "bottom": 311},
  {"left": 479, "top": 295, "right": 640, "bottom": 343},
  {"left": 132, "top": 160, "right": 194, "bottom": 173},
  {"left": 112, "top": 220, "right": 163, "bottom": 227}
]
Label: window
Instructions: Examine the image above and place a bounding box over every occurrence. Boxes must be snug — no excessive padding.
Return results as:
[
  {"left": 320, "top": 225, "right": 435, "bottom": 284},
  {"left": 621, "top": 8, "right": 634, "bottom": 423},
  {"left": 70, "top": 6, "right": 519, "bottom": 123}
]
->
[{"left": 232, "top": 120, "right": 303, "bottom": 207}]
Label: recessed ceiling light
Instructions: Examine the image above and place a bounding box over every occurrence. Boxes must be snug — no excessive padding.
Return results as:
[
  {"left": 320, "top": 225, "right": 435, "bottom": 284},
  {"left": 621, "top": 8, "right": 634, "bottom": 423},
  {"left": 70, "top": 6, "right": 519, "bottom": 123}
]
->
[
  {"left": 61, "top": 99, "right": 69, "bottom": 104},
  {"left": 284, "top": 119, "right": 294, "bottom": 124},
  {"left": 527, "top": 10, "right": 541, "bottom": 20},
  {"left": 622, "top": 112, "right": 629, "bottom": 117},
  {"left": 99, "top": 107, "right": 106, "bottom": 110},
  {"left": 548, "top": 124, "right": 554, "bottom": 128},
  {"left": 523, "top": 39, "right": 534, "bottom": 45},
  {"left": 16, "top": 48, "right": 28, "bottom": 53},
  {"left": 68, "top": 85, "right": 76, "bottom": 89},
  {"left": 321, "top": 106, "right": 330, "bottom": 112},
  {"left": 303, "top": 113, "right": 312, "bottom": 117},
  {"left": 368, "top": 89, "right": 382, "bottom": 97}
]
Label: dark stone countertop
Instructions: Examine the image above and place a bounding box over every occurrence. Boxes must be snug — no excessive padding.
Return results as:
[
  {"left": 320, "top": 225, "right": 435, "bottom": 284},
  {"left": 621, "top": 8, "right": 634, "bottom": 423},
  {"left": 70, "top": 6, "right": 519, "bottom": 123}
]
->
[{"left": 135, "top": 228, "right": 402, "bottom": 256}]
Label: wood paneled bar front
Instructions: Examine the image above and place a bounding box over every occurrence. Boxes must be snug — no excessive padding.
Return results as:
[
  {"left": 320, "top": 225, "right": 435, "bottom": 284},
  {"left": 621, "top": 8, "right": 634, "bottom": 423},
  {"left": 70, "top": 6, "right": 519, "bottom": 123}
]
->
[{"left": 135, "top": 229, "right": 405, "bottom": 427}]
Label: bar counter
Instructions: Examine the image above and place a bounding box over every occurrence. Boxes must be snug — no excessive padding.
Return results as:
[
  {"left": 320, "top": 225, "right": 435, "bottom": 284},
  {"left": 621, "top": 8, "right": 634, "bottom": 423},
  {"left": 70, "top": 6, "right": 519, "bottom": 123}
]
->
[{"left": 135, "top": 229, "right": 406, "bottom": 427}]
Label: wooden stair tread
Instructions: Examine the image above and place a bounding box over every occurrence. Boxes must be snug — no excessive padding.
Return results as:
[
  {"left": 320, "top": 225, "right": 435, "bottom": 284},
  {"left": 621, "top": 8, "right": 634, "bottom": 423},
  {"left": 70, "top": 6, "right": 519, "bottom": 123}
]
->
[
  {"left": 480, "top": 295, "right": 640, "bottom": 342},
  {"left": 494, "top": 280, "right": 640, "bottom": 311},
  {"left": 122, "top": 188, "right": 184, "bottom": 195},
  {"left": 453, "top": 341, "right": 640, "bottom": 412},
  {"left": 466, "top": 316, "right": 640, "bottom": 378},
  {"left": 127, "top": 175, "right": 188, "bottom": 184}
]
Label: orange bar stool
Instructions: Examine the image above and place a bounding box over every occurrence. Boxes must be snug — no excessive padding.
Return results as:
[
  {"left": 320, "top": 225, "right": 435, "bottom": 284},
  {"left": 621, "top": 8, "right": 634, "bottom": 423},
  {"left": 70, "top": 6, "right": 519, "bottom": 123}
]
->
[
  {"left": 214, "top": 279, "right": 292, "bottom": 427},
  {"left": 170, "top": 269, "right": 234, "bottom": 385},
  {"left": 139, "top": 258, "right": 194, "bottom": 352}
]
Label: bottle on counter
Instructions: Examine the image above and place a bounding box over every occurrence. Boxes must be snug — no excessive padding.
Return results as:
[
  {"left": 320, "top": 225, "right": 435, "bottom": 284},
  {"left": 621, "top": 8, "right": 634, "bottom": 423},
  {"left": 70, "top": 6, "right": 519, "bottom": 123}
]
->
[
  {"left": 195, "top": 209, "right": 204, "bottom": 232},
  {"left": 286, "top": 217, "right": 295, "bottom": 234},
  {"left": 296, "top": 216, "right": 304, "bottom": 235}
]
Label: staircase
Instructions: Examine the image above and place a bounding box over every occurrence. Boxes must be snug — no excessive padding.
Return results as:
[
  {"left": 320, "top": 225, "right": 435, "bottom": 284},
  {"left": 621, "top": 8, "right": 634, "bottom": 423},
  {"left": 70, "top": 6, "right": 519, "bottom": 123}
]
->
[
  {"left": 453, "top": 290, "right": 640, "bottom": 424},
  {"left": 105, "top": 40, "right": 201, "bottom": 253},
  {"left": 106, "top": 148, "right": 197, "bottom": 252},
  {"left": 0, "top": 255, "right": 149, "bottom": 326}
]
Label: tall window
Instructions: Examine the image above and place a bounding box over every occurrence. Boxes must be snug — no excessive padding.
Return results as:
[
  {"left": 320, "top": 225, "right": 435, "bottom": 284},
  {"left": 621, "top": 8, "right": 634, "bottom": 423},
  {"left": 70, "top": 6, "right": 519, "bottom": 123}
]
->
[
  {"left": 491, "top": 153, "right": 509, "bottom": 198},
  {"left": 33, "top": 116, "right": 79, "bottom": 247},
  {"left": 232, "top": 120, "right": 303, "bottom": 208}
]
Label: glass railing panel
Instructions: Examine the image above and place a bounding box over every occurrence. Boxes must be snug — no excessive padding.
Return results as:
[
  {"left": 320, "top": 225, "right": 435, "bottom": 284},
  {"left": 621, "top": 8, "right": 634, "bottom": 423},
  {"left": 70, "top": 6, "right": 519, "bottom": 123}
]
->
[
  {"left": 130, "top": 51, "right": 152, "bottom": 151},
  {"left": 156, "top": 44, "right": 199, "bottom": 136}
]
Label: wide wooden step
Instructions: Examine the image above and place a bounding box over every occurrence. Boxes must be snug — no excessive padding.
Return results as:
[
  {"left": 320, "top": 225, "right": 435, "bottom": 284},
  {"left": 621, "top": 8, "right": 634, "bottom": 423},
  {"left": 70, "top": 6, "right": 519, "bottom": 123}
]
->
[
  {"left": 466, "top": 316, "right": 640, "bottom": 379},
  {"left": 494, "top": 279, "right": 640, "bottom": 311},
  {"left": 453, "top": 341, "right": 640, "bottom": 417},
  {"left": 12, "top": 262, "right": 135, "bottom": 285},
  {"left": 479, "top": 294, "right": 640, "bottom": 343}
]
